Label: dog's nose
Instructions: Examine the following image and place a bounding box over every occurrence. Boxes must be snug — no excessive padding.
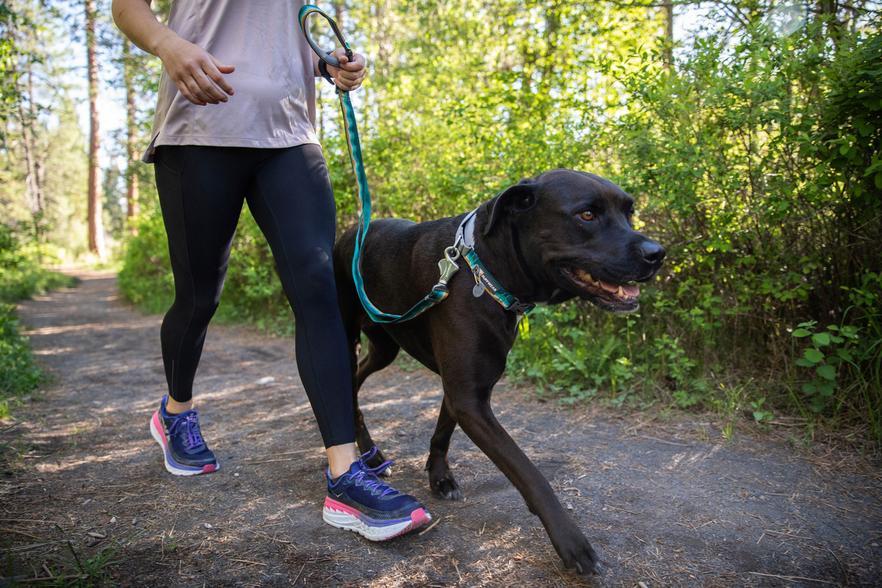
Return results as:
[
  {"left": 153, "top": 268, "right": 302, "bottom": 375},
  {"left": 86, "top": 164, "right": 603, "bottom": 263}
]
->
[{"left": 639, "top": 240, "right": 666, "bottom": 265}]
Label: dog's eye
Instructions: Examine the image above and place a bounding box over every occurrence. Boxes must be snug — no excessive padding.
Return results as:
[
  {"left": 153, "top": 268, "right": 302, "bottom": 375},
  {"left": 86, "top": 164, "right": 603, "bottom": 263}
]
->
[{"left": 579, "top": 210, "right": 595, "bottom": 222}]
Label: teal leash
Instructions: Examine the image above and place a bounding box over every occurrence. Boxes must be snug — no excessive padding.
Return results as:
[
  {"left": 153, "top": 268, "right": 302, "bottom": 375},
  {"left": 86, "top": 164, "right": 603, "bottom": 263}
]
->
[{"left": 299, "top": 5, "right": 460, "bottom": 324}]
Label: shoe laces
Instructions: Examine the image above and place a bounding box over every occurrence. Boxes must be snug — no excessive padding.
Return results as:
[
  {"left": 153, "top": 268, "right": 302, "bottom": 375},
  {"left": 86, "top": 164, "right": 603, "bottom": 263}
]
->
[
  {"left": 360, "top": 446, "right": 393, "bottom": 476},
  {"left": 168, "top": 411, "right": 206, "bottom": 451},
  {"left": 351, "top": 464, "right": 398, "bottom": 497}
]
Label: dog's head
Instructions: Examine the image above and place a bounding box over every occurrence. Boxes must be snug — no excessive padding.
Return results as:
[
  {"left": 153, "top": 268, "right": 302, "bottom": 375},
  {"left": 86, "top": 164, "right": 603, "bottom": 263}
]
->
[{"left": 481, "top": 169, "right": 665, "bottom": 312}]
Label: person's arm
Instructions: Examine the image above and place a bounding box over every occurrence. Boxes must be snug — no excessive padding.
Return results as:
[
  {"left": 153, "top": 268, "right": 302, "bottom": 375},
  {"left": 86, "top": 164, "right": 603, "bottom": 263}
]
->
[
  {"left": 312, "top": 49, "right": 367, "bottom": 92},
  {"left": 111, "top": 0, "right": 234, "bottom": 106}
]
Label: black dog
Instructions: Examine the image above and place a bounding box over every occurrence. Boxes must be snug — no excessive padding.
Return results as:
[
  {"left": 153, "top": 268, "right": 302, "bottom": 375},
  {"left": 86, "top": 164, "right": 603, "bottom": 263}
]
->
[{"left": 333, "top": 169, "right": 665, "bottom": 575}]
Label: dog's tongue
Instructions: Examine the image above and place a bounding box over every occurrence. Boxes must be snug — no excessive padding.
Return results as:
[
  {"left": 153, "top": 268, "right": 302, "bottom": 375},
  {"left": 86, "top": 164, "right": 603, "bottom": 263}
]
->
[{"left": 622, "top": 284, "right": 640, "bottom": 298}]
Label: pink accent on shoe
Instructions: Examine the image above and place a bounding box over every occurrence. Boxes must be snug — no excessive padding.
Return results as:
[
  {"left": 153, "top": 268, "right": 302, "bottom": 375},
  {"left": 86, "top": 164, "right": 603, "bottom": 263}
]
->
[
  {"left": 152, "top": 412, "right": 168, "bottom": 448},
  {"left": 202, "top": 464, "right": 217, "bottom": 473},
  {"left": 410, "top": 508, "right": 430, "bottom": 527},
  {"left": 324, "top": 496, "right": 363, "bottom": 518}
]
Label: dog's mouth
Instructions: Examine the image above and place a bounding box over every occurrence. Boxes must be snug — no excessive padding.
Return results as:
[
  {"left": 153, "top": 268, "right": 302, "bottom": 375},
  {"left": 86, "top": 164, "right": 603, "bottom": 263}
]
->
[{"left": 560, "top": 267, "right": 640, "bottom": 312}]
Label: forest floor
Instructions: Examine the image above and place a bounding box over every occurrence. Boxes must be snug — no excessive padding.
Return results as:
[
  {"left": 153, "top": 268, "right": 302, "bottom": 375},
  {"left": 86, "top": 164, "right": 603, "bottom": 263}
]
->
[{"left": 2, "top": 271, "right": 881, "bottom": 587}]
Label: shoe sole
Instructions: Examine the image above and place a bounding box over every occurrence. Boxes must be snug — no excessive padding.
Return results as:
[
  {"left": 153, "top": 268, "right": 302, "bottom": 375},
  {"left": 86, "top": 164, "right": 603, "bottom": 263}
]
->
[
  {"left": 322, "top": 497, "right": 431, "bottom": 541},
  {"left": 149, "top": 411, "right": 219, "bottom": 477}
]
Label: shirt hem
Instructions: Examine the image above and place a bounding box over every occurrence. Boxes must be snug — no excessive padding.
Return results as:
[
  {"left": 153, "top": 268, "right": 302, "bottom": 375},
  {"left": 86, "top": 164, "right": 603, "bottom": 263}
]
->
[{"left": 142, "top": 134, "right": 321, "bottom": 163}]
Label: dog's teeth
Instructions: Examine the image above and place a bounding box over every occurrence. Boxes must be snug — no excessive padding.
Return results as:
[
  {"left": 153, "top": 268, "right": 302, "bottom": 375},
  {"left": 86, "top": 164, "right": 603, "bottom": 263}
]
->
[{"left": 617, "top": 286, "right": 624, "bottom": 297}]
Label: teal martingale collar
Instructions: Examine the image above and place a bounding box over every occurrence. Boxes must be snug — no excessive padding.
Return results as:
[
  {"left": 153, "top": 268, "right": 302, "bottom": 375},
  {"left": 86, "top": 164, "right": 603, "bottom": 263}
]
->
[{"left": 454, "top": 209, "right": 535, "bottom": 315}]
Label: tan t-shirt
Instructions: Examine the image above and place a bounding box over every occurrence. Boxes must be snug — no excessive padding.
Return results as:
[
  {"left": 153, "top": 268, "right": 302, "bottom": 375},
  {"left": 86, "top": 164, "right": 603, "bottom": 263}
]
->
[{"left": 143, "top": 0, "right": 319, "bottom": 162}]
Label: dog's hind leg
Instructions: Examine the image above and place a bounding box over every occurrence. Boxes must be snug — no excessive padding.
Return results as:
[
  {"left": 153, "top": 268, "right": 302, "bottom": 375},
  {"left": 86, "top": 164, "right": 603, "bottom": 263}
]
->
[
  {"left": 353, "top": 326, "right": 400, "bottom": 470},
  {"left": 425, "top": 400, "right": 462, "bottom": 500}
]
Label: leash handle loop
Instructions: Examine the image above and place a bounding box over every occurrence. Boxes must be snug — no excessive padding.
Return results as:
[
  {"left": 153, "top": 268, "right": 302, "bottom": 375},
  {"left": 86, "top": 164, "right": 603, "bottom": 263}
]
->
[{"left": 299, "top": 5, "right": 353, "bottom": 69}]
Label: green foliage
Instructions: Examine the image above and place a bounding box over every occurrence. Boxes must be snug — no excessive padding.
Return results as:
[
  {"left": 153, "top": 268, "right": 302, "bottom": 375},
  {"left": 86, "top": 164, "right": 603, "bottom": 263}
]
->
[
  {"left": 0, "top": 225, "right": 72, "bottom": 302},
  {"left": 0, "top": 302, "right": 43, "bottom": 416},
  {"left": 0, "top": 224, "right": 72, "bottom": 416},
  {"left": 791, "top": 320, "right": 858, "bottom": 414},
  {"left": 116, "top": 4, "right": 882, "bottom": 444},
  {"left": 117, "top": 211, "right": 173, "bottom": 314}
]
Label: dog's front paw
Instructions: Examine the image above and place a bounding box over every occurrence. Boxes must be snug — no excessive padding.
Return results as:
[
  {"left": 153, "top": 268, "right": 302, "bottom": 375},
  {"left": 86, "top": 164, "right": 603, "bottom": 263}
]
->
[
  {"left": 429, "top": 471, "right": 463, "bottom": 501},
  {"left": 553, "top": 526, "right": 602, "bottom": 577}
]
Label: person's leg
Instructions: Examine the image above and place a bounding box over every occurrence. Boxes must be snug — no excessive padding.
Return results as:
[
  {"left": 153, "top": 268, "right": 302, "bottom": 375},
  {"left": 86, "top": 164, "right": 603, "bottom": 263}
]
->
[
  {"left": 150, "top": 145, "right": 252, "bottom": 475},
  {"left": 246, "top": 144, "right": 430, "bottom": 539},
  {"left": 156, "top": 146, "right": 251, "bottom": 405},
  {"left": 244, "top": 144, "right": 357, "bottom": 472}
]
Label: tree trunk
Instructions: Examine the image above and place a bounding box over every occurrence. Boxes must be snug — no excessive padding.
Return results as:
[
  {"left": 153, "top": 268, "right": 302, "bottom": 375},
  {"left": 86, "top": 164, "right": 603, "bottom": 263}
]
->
[
  {"left": 662, "top": 0, "right": 674, "bottom": 69},
  {"left": 123, "top": 40, "right": 139, "bottom": 232},
  {"left": 15, "top": 24, "right": 45, "bottom": 242},
  {"left": 85, "top": 0, "right": 106, "bottom": 257}
]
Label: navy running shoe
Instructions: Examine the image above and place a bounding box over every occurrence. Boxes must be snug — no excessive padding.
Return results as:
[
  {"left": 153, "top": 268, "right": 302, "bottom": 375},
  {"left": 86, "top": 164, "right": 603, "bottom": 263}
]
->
[
  {"left": 149, "top": 395, "right": 218, "bottom": 476},
  {"left": 324, "top": 459, "right": 431, "bottom": 541}
]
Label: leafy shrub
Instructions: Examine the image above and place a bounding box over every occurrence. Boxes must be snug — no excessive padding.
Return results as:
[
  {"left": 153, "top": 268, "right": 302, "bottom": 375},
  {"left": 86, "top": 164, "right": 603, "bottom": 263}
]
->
[
  {"left": 118, "top": 211, "right": 174, "bottom": 314},
  {"left": 0, "top": 225, "right": 72, "bottom": 302},
  {"left": 0, "top": 303, "right": 44, "bottom": 415},
  {"left": 791, "top": 321, "right": 859, "bottom": 414},
  {"left": 0, "top": 224, "right": 72, "bottom": 416}
]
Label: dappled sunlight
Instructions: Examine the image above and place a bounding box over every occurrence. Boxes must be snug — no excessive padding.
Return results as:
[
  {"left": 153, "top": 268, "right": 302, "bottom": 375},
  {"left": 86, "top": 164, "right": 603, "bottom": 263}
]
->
[
  {"left": 32, "top": 346, "right": 76, "bottom": 356},
  {"left": 25, "top": 322, "right": 150, "bottom": 336},
  {"left": 35, "top": 445, "right": 143, "bottom": 473}
]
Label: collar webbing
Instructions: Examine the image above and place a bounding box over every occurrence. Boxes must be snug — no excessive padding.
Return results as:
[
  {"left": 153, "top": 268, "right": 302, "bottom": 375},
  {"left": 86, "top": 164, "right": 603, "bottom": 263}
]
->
[{"left": 455, "top": 209, "right": 535, "bottom": 315}]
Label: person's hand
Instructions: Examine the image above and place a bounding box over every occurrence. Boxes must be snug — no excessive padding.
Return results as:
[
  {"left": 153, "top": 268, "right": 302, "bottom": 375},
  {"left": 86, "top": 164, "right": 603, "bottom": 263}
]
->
[
  {"left": 156, "top": 34, "right": 235, "bottom": 106},
  {"left": 326, "top": 48, "right": 366, "bottom": 91}
]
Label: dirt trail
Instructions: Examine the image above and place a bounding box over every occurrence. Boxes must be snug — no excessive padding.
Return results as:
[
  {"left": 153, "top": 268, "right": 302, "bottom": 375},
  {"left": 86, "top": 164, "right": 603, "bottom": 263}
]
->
[{"left": 2, "top": 272, "right": 881, "bottom": 587}]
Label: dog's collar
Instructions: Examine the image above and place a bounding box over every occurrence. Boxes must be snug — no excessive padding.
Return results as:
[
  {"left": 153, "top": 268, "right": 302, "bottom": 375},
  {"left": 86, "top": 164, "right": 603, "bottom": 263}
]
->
[{"left": 454, "top": 208, "right": 535, "bottom": 315}]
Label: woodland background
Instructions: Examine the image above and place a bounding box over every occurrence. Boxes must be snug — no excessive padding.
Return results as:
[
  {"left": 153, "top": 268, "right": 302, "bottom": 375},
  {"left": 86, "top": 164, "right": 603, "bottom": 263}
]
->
[{"left": 2, "top": 0, "right": 881, "bottom": 446}]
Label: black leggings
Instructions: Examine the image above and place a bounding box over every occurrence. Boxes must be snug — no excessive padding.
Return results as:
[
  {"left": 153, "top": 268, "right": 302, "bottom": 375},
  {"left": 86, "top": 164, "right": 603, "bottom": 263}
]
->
[{"left": 154, "top": 144, "right": 354, "bottom": 448}]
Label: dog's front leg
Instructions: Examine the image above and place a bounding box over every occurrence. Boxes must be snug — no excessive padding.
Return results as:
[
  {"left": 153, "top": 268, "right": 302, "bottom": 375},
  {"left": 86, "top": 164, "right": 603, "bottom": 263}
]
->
[
  {"left": 447, "top": 391, "right": 600, "bottom": 576},
  {"left": 425, "top": 400, "right": 462, "bottom": 500}
]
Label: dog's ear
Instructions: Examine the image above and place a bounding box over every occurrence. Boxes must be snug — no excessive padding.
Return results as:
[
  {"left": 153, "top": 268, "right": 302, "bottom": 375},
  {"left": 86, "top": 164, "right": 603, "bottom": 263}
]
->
[{"left": 482, "top": 181, "right": 537, "bottom": 237}]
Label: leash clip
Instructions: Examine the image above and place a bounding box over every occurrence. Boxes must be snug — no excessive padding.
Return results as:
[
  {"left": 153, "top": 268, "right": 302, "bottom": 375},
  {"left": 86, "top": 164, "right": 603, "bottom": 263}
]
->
[{"left": 436, "top": 246, "right": 461, "bottom": 287}]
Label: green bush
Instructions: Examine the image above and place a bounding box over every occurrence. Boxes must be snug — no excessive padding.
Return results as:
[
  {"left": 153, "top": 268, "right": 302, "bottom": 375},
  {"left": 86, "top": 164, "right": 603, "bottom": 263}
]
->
[
  {"left": 0, "top": 224, "right": 73, "bottom": 416},
  {"left": 0, "top": 303, "right": 44, "bottom": 416},
  {"left": 117, "top": 211, "right": 174, "bottom": 314},
  {"left": 0, "top": 225, "right": 72, "bottom": 302},
  {"left": 506, "top": 28, "right": 882, "bottom": 442}
]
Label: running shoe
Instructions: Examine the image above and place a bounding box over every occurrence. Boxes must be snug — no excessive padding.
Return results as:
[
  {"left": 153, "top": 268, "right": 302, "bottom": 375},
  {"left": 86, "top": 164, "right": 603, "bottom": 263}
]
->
[
  {"left": 149, "top": 395, "right": 219, "bottom": 476},
  {"left": 323, "top": 459, "right": 431, "bottom": 541}
]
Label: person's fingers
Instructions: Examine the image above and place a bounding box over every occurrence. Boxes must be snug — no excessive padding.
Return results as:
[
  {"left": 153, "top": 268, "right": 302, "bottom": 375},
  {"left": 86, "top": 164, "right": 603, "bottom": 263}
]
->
[
  {"left": 173, "top": 76, "right": 205, "bottom": 105},
  {"left": 182, "top": 76, "right": 211, "bottom": 105},
  {"left": 205, "top": 58, "right": 235, "bottom": 95},
  {"left": 329, "top": 48, "right": 365, "bottom": 72},
  {"left": 179, "top": 83, "right": 205, "bottom": 106},
  {"left": 330, "top": 47, "right": 349, "bottom": 65},
  {"left": 334, "top": 76, "right": 362, "bottom": 91},
  {"left": 341, "top": 52, "right": 365, "bottom": 72},
  {"left": 210, "top": 56, "right": 236, "bottom": 74},
  {"left": 337, "top": 69, "right": 363, "bottom": 83},
  {"left": 193, "top": 67, "right": 228, "bottom": 103},
  {"left": 175, "top": 81, "right": 198, "bottom": 105}
]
